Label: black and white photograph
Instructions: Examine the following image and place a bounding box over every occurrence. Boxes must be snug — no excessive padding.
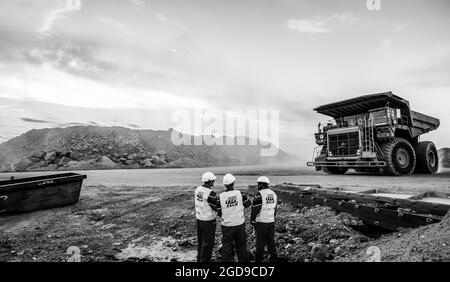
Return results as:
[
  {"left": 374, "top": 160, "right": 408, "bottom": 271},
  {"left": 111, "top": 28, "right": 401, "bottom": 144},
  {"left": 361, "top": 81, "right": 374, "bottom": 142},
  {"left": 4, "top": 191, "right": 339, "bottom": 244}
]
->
[{"left": 0, "top": 0, "right": 449, "bottom": 277}]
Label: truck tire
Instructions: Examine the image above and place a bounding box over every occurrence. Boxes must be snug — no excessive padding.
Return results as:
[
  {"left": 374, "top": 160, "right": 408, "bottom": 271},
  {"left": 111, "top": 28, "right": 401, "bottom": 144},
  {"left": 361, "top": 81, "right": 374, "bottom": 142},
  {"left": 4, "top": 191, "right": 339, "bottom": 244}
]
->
[
  {"left": 414, "top": 141, "right": 439, "bottom": 174},
  {"left": 380, "top": 138, "right": 416, "bottom": 176},
  {"left": 323, "top": 167, "right": 348, "bottom": 175}
]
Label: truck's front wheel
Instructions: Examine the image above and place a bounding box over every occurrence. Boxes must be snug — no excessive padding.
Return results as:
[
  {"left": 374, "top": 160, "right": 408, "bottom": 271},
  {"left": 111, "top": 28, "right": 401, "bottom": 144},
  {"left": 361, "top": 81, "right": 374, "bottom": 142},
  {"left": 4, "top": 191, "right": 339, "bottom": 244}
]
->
[
  {"left": 414, "top": 141, "right": 439, "bottom": 174},
  {"left": 380, "top": 138, "right": 416, "bottom": 176},
  {"left": 323, "top": 167, "right": 348, "bottom": 175}
]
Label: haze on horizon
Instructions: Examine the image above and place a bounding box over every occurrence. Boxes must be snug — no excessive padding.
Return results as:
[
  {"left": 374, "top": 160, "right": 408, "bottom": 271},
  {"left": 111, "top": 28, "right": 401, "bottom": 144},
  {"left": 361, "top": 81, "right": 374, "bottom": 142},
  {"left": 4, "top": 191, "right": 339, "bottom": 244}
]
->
[{"left": 0, "top": 0, "right": 449, "bottom": 159}]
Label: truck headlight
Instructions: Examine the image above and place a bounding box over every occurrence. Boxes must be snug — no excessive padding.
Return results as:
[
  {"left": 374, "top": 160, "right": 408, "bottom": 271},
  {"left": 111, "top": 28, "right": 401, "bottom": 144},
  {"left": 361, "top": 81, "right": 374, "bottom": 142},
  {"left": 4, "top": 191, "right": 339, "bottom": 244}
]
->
[{"left": 328, "top": 152, "right": 333, "bottom": 157}]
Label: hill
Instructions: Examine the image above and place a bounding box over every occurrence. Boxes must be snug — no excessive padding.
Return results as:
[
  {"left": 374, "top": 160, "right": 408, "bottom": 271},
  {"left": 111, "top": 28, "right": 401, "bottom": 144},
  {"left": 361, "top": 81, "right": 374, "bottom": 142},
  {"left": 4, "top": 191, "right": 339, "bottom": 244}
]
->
[{"left": 0, "top": 126, "right": 294, "bottom": 172}]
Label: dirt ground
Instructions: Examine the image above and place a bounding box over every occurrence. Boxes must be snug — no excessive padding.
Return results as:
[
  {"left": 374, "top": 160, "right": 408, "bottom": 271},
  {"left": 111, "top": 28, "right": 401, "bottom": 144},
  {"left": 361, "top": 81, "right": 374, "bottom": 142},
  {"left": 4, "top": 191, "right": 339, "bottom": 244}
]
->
[{"left": 0, "top": 184, "right": 449, "bottom": 262}]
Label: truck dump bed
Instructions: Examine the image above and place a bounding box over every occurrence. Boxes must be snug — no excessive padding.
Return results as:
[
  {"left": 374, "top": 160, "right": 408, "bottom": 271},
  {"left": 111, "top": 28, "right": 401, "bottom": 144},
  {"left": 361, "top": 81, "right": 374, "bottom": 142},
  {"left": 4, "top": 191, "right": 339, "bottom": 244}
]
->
[
  {"left": 314, "top": 92, "right": 409, "bottom": 118},
  {"left": 410, "top": 110, "right": 440, "bottom": 135},
  {"left": 314, "top": 91, "right": 440, "bottom": 136}
]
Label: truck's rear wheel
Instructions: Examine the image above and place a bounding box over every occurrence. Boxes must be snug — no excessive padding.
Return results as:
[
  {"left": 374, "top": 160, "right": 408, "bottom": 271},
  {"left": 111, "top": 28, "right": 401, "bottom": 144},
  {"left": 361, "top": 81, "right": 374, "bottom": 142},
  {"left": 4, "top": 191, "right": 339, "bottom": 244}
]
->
[
  {"left": 323, "top": 167, "right": 348, "bottom": 175},
  {"left": 414, "top": 141, "right": 439, "bottom": 174},
  {"left": 380, "top": 138, "right": 416, "bottom": 176}
]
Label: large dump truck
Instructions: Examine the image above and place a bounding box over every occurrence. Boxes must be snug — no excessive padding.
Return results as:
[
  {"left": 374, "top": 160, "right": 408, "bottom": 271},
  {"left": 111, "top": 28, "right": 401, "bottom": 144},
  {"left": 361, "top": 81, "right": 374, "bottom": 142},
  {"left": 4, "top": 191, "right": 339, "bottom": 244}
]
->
[{"left": 307, "top": 92, "right": 440, "bottom": 176}]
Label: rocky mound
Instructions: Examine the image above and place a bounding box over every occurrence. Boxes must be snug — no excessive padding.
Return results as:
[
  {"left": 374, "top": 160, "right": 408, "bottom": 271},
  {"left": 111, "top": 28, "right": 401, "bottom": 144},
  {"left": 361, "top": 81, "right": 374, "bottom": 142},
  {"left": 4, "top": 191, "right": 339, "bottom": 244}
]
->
[
  {"left": 438, "top": 148, "right": 450, "bottom": 168},
  {"left": 0, "top": 126, "right": 293, "bottom": 172},
  {"left": 335, "top": 210, "right": 450, "bottom": 262}
]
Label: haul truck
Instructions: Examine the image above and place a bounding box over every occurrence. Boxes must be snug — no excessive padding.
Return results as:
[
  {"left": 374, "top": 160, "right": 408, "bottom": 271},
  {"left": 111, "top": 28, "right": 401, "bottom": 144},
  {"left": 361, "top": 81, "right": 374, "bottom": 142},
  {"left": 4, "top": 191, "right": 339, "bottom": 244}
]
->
[{"left": 307, "top": 92, "right": 440, "bottom": 176}]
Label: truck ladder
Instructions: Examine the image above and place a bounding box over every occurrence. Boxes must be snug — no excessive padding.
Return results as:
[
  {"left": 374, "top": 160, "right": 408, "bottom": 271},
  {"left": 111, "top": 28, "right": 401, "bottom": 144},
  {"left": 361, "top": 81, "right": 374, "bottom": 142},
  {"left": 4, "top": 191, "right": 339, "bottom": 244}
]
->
[{"left": 363, "top": 116, "right": 375, "bottom": 152}]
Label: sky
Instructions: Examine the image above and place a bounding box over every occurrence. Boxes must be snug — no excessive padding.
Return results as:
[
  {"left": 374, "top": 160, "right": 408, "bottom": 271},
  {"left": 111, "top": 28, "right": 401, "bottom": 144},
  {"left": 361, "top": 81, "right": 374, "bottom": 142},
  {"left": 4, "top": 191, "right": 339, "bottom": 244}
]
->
[{"left": 0, "top": 0, "right": 449, "bottom": 159}]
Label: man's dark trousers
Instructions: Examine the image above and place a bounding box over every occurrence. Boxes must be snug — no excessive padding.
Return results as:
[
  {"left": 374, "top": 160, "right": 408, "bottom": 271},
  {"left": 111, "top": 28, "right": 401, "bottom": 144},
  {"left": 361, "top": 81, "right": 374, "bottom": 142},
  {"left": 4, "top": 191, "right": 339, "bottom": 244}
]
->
[
  {"left": 221, "top": 224, "right": 248, "bottom": 262},
  {"left": 255, "top": 222, "right": 277, "bottom": 262},
  {"left": 197, "top": 219, "right": 216, "bottom": 262}
]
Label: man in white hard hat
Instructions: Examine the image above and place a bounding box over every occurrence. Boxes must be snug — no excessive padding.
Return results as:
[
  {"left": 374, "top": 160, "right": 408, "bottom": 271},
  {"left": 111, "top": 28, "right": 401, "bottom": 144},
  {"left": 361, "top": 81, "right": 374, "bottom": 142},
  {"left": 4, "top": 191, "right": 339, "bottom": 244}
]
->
[
  {"left": 251, "top": 176, "right": 278, "bottom": 262},
  {"left": 195, "top": 172, "right": 219, "bottom": 262},
  {"left": 217, "top": 173, "right": 251, "bottom": 262}
]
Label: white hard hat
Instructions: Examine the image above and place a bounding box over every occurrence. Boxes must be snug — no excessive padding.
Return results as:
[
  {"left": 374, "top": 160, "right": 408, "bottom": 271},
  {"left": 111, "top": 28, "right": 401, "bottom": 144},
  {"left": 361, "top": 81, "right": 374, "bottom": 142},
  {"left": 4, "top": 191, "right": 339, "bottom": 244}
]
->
[
  {"left": 257, "top": 176, "right": 270, "bottom": 184},
  {"left": 201, "top": 172, "right": 216, "bottom": 182},
  {"left": 223, "top": 173, "right": 236, "bottom": 185}
]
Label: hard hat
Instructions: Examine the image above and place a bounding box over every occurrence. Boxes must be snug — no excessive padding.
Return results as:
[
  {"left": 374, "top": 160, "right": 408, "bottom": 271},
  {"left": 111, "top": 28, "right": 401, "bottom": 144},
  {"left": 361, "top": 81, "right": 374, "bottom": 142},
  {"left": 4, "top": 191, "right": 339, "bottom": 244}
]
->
[
  {"left": 201, "top": 172, "right": 216, "bottom": 182},
  {"left": 223, "top": 173, "right": 236, "bottom": 185},
  {"left": 257, "top": 176, "right": 270, "bottom": 184}
]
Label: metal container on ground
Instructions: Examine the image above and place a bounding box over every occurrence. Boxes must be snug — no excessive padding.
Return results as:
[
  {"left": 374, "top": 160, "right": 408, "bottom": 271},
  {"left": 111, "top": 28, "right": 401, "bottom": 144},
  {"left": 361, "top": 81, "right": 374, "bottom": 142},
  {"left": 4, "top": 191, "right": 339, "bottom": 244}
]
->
[{"left": 0, "top": 173, "right": 86, "bottom": 215}]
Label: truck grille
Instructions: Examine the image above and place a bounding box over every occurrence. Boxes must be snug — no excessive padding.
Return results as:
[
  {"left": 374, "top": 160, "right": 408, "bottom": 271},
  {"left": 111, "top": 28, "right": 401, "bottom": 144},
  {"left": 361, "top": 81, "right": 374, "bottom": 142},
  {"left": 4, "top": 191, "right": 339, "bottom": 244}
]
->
[{"left": 328, "top": 132, "right": 360, "bottom": 157}]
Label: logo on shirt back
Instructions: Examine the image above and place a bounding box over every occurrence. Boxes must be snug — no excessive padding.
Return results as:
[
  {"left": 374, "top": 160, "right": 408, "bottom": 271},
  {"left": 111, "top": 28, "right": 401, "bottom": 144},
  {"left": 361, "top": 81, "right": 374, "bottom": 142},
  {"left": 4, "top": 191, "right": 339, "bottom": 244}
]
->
[
  {"left": 196, "top": 191, "right": 204, "bottom": 202},
  {"left": 266, "top": 194, "right": 275, "bottom": 204},
  {"left": 225, "top": 195, "right": 238, "bottom": 207}
]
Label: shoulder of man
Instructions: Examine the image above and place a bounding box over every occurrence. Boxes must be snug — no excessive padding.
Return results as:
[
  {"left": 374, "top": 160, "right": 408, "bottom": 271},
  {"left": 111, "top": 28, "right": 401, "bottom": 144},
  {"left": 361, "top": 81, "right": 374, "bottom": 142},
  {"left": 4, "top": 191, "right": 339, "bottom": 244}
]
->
[
  {"left": 252, "top": 191, "right": 263, "bottom": 205},
  {"left": 218, "top": 190, "right": 228, "bottom": 199},
  {"left": 208, "top": 190, "right": 217, "bottom": 197},
  {"left": 240, "top": 191, "right": 251, "bottom": 207}
]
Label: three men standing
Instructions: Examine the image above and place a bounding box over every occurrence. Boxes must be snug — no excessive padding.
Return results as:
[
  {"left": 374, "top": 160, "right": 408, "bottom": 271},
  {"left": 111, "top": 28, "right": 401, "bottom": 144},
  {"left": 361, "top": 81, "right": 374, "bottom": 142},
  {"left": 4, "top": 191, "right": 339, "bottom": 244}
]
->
[{"left": 195, "top": 172, "right": 278, "bottom": 262}]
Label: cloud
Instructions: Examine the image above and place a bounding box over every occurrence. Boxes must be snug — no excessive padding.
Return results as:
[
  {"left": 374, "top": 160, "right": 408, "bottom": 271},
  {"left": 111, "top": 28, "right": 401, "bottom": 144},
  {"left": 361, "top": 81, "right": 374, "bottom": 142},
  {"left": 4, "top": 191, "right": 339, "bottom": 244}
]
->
[
  {"left": 23, "top": 43, "right": 113, "bottom": 78},
  {"left": 394, "top": 23, "right": 408, "bottom": 33},
  {"left": 286, "top": 19, "right": 330, "bottom": 34},
  {"left": 21, "top": 117, "right": 95, "bottom": 127},
  {"left": 286, "top": 12, "right": 360, "bottom": 34},
  {"left": 0, "top": 64, "right": 210, "bottom": 110},
  {"left": 98, "top": 17, "right": 126, "bottom": 30},
  {"left": 382, "top": 38, "right": 392, "bottom": 48},
  {"left": 59, "top": 122, "right": 89, "bottom": 126},
  {"left": 38, "top": 8, "right": 72, "bottom": 36},
  {"left": 20, "top": 117, "right": 52, "bottom": 123},
  {"left": 127, "top": 124, "right": 140, "bottom": 128},
  {"left": 156, "top": 13, "right": 168, "bottom": 24},
  {"left": 155, "top": 12, "right": 188, "bottom": 31},
  {"left": 333, "top": 12, "right": 360, "bottom": 24},
  {"left": 128, "top": 0, "right": 146, "bottom": 6}
]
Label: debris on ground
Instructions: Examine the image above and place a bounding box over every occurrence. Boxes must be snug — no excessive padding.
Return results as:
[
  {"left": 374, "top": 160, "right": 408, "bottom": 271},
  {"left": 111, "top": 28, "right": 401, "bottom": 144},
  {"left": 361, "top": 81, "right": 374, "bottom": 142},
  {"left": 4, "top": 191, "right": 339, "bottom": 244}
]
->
[{"left": 0, "top": 185, "right": 448, "bottom": 262}]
